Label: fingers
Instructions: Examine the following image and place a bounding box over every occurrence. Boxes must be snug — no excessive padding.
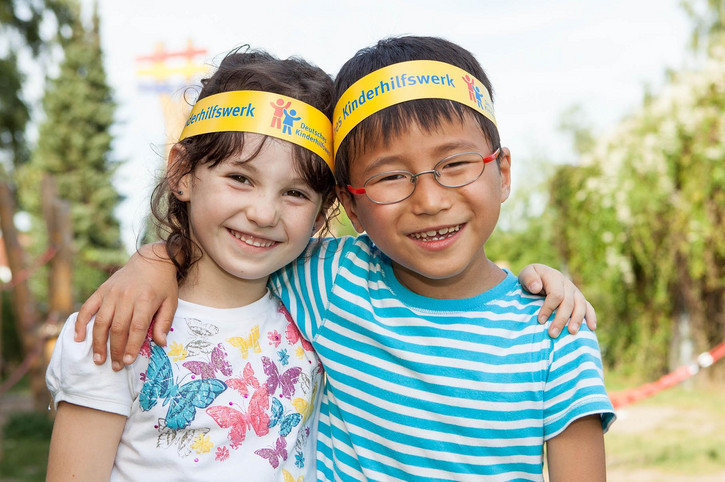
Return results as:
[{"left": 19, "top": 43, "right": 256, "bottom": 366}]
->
[
  {"left": 518, "top": 264, "right": 544, "bottom": 296},
  {"left": 545, "top": 282, "right": 571, "bottom": 338},
  {"left": 585, "top": 301, "right": 597, "bottom": 331},
  {"left": 106, "top": 291, "right": 135, "bottom": 371},
  {"left": 92, "top": 291, "right": 122, "bottom": 365},
  {"left": 121, "top": 294, "right": 176, "bottom": 365},
  {"left": 75, "top": 291, "right": 103, "bottom": 342},
  {"left": 536, "top": 275, "right": 565, "bottom": 325},
  {"left": 151, "top": 298, "right": 177, "bottom": 348}
]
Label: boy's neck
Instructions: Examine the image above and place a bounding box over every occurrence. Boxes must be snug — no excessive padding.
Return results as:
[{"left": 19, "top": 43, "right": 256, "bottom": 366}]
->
[
  {"left": 391, "top": 256, "right": 505, "bottom": 300},
  {"left": 178, "top": 265, "right": 269, "bottom": 309}
]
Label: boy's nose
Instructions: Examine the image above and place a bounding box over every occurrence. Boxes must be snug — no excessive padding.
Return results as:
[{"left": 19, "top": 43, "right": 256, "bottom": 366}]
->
[{"left": 409, "top": 174, "right": 452, "bottom": 215}]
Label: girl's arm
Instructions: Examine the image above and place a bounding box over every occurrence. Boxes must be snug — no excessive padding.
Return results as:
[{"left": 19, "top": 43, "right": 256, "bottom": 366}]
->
[
  {"left": 75, "top": 242, "right": 594, "bottom": 369},
  {"left": 518, "top": 263, "right": 596, "bottom": 337},
  {"left": 47, "top": 402, "right": 126, "bottom": 481},
  {"left": 546, "top": 415, "right": 606, "bottom": 482}
]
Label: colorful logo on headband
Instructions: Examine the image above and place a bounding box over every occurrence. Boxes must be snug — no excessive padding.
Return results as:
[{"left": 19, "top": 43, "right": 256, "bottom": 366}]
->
[
  {"left": 180, "top": 90, "right": 333, "bottom": 170},
  {"left": 268, "top": 98, "right": 303, "bottom": 136},
  {"left": 332, "top": 60, "right": 496, "bottom": 156}
]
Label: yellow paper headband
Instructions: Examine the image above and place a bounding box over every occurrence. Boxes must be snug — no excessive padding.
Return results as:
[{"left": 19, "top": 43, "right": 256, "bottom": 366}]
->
[
  {"left": 332, "top": 60, "right": 496, "bottom": 156},
  {"left": 180, "top": 90, "right": 333, "bottom": 170}
]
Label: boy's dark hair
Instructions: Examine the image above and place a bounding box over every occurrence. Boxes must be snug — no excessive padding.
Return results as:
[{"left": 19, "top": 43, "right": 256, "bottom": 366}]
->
[
  {"left": 333, "top": 36, "right": 500, "bottom": 187},
  {"left": 149, "top": 46, "right": 336, "bottom": 282}
]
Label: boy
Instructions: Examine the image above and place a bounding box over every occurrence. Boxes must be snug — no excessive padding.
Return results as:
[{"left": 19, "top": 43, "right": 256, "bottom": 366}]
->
[{"left": 75, "top": 36, "right": 613, "bottom": 480}]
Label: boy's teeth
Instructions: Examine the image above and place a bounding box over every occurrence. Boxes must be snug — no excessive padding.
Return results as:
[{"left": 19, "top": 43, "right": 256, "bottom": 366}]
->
[{"left": 411, "top": 225, "right": 461, "bottom": 240}]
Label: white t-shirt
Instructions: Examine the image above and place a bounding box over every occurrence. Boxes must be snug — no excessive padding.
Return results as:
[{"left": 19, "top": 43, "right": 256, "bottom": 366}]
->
[{"left": 47, "top": 292, "right": 323, "bottom": 481}]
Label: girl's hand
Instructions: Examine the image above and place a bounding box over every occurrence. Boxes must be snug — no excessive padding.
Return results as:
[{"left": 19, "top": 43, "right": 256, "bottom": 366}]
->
[
  {"left": 518, "top": 263, "right": 596, "bottom": 338},
  {"left": 74, "top": 243, "right": 179, "bottom": 371}
]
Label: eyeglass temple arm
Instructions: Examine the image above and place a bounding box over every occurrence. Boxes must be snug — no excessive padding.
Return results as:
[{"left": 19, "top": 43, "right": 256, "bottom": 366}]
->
[
  {"left": 347, "top": 185, "right": 366, "bottom": 195},
  {"left": 483, "top": 148, "right": 501, "bottom": 163}
]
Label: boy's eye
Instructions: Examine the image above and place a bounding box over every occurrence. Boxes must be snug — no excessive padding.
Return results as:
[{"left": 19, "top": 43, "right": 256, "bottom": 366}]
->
[
  {"left": 439, "top": 160, "right": 473, "bottom": 172},
  {"left": 370, "top": 172, "right": 410, "bottom": 185}
]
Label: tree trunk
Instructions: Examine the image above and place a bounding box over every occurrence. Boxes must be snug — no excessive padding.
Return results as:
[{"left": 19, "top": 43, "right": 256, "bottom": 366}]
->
[
  {"left": 0, "top": 181, "right": 47, "bottom": 411},
  {"left": 41, "top": 175, "right": 73, "bottom": 380}
]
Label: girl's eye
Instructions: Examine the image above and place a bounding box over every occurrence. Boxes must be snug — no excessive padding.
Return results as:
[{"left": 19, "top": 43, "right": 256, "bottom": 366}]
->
[
  {"left": 228, "top": 174, "right": 251, "bottom": 185},
  {"left": 285, "top": 189, "right": 309, "bottom": 199}
]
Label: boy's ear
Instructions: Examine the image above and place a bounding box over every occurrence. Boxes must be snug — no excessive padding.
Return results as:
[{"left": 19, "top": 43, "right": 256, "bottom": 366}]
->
[
  {"left": 498, "top": 147, "right": 512, "bottom": 203},
  {"left": 335, "top": 185, "right": 365, "bottom": 233},
  {"left": 169, "top": 145, "right": 191, "bottom": 202}
]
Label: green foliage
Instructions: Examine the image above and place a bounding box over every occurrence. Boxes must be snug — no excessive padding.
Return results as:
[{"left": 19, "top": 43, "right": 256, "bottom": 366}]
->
[
  {"left": 0, "top": 0, "right": 72, "bottom": 171},
  {"left": 17, "top": 1, "right": 126, "bottom": 300},
  {"left": 3, "top": 410, "right": 53, "bottom": 440},
  {"left": 548, "top": 43, "right": 725, "bottom": 374},
  {"left": 0, "top": 411, "right": 51, "bottom": 481},
  {"left": 682, "top": 0, "right": 725, "bottom": 55}
]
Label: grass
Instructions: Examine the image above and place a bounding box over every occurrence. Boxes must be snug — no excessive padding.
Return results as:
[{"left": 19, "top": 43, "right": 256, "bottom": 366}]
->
[
  {"left": 0, "top": 410, "right": 52, "bottom": 482},
  {"left": 1, "top": 371, "right": 725, "bottom": 481},
  {"left": 604, "top": 370, "right": 725, "bottom": 479}
]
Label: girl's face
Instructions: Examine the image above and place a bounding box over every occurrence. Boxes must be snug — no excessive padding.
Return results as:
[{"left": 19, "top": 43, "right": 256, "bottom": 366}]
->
[{"left": 175, "top": 134, "right": 324, "bottom": 301}]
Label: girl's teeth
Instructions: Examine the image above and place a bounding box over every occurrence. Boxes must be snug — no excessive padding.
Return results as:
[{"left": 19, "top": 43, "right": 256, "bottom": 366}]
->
[{"left": 230, "top": 230, "right": 274, "bottom": 247}]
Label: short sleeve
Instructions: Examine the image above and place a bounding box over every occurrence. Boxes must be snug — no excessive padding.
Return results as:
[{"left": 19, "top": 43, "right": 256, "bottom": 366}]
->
[
  {"left": 46, "top": 313, "right": 138, "bottom": 417},
  {"left": 268, "top": 236, "right": 354, "bottom": 341},
  {"left": 543, "top": 326, "right": 616, "bottom": 439}
]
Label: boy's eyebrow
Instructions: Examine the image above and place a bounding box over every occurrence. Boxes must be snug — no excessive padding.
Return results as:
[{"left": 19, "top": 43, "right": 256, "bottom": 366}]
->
[{"left": 364, "top": 139, "right": 484, "bottom": 173}]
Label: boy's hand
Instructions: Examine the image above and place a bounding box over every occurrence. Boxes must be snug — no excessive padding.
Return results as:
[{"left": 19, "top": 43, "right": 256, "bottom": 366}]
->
[
  {"left": 518, "top": 263, "right": 596, "bottom": 338},
  {"left": 74, "top": 244, "right": 179, "bottom": 371}
]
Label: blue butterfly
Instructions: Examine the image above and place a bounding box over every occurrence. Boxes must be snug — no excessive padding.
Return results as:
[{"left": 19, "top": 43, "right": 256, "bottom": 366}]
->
[
  {"left": 269, "top": 397, "right": 302, "bottom": 437},
  {"left": 140, "top": 344, "right": 227, "bottom": 430}
]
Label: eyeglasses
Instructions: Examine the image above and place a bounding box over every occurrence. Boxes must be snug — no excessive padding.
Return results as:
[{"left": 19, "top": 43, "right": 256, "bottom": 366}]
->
[{"left": 347, "top": 148, "right": 500, "bottom": 205}]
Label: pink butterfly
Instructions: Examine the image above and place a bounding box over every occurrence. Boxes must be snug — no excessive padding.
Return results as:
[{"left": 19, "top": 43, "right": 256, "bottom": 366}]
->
[
  {"left": 255, "top": 436, "right": 287, "bottom": 468},
  {"left": 226, "top": 362, "right": 262, "bottom": 397},
  {"left": 208, "top": 363, "right": 270, "bottom": 447},
  {"left": 183, "top": 344, "right": 232, "bottom": 379},
  {"left": 262, "top": 356, "right": 302, "bottom": 399},
  {"left": 284, "top": 320, "right": 313, "bottom": 352}
]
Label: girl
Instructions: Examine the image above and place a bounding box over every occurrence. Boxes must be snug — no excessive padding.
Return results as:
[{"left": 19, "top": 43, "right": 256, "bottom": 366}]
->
[{"left": 46, "top": 47, "right": 336, "bottom": 481}]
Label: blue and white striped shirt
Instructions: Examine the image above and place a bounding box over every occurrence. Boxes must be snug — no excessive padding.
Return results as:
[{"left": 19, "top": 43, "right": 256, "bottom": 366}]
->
[{"left": 271, "top": 235, "right": 615, "bottom": 481}]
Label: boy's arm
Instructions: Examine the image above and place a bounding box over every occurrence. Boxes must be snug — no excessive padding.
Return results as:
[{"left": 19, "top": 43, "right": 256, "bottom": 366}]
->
[
  {"left": 546, "top": 415, "right": 606, "bottom": 482},
  {"left": 47, "top": 402, "right": 126, "bottom": 481},
  {"left": 75, "top": 242, "right": 178, "bottom": 370},
  {"left": 518, "top": 263, "right": 596, "bottom": 337}
]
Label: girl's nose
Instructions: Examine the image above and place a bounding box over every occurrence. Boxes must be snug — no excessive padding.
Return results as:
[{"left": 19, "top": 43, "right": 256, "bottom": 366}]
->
[{"left": 246, "top": 193, "right": 280, "bottom": 227}]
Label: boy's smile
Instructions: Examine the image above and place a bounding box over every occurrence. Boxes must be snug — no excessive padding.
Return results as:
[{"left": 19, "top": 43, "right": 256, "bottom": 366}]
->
[{"left": 339, "top": 114, "right": 511, "bottom": 299}]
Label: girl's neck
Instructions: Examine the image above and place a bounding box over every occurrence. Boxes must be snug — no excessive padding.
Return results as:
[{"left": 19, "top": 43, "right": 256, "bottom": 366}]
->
[{"left": 178, "top": 265, "right": 269, "bottom": 309}]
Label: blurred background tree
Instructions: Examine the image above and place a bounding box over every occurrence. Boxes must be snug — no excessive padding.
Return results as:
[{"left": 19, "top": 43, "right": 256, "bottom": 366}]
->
[
  {"left": 17, "top": 0, "right": 125, "bottom": 301},
  {"left": 491, "top": 0, "right": 725, "bottom": 379},
  {"left": 0, "top": 0, "right": 72, "bottom": 174}
]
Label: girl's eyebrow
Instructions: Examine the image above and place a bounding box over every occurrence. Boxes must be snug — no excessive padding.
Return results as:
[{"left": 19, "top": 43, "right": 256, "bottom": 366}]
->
[{"left": 227, "top": 158, "right": 254, "bottom": 169}]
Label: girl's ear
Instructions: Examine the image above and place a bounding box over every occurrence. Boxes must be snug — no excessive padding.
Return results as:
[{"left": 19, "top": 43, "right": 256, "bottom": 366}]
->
[
  {"left": 312, "top": 211, "right": 326, "bottom": 236},
  {"left": 169, "top": 144, "right": 191, "bottom": 202}
]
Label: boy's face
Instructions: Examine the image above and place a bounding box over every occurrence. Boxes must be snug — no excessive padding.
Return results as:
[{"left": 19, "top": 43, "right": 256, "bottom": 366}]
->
[{"left": 338, "top": 114, "right": 511, "bottom": 299}]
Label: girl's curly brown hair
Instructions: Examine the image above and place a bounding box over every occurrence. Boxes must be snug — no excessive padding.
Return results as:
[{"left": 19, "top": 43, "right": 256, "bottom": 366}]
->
[{"left": 149, "top": 46, "right": 337, "bottom": 282}]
